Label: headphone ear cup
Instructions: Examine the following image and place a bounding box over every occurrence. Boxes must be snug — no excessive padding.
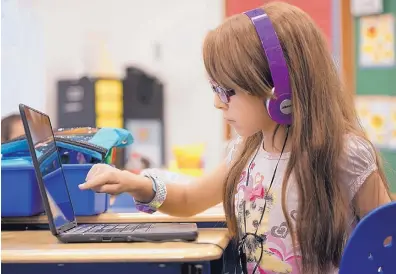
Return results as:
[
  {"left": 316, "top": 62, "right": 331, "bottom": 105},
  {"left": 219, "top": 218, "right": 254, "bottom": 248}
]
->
[{"left": 266, "top": 88, "right": 292, "bottom": 125}]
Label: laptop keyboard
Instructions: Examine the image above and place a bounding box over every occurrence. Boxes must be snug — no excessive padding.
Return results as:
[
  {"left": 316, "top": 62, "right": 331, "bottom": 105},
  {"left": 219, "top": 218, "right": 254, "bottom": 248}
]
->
[{"left": 68, "top": 223, "right": 153, "bottom": 234}]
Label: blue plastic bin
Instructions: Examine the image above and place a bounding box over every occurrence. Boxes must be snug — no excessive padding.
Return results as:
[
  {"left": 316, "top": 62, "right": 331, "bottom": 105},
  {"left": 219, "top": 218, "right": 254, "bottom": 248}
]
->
[
  {"left": 1, "top": 161, "right": 44, "bottom": 217},
  {"left": 62, "top": 164, "right": 108, "bottom": 216},
  {"left": 2, "top": 161, "right": 107, "bottom": 217},
  {"left": 108, "top": 192, "right": 138, "bottom": 213}
]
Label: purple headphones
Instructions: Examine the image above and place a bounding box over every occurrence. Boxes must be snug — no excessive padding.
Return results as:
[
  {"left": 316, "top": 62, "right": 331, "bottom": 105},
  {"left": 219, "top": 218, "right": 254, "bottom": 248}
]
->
[{"left": 244, "top": 8, "right": 292, "bottom": 125}]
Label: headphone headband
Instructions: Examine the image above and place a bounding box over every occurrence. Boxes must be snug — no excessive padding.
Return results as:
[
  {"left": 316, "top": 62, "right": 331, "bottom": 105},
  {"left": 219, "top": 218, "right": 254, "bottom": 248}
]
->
[{"left": 244, "top": 8, "right": 292, "bottom": 125}]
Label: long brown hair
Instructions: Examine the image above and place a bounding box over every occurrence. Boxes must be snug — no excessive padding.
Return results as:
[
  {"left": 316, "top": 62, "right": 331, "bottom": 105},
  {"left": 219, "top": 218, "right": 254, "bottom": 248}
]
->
[{"left": 203, "top": 2, "right": 390, "bottom": 273}]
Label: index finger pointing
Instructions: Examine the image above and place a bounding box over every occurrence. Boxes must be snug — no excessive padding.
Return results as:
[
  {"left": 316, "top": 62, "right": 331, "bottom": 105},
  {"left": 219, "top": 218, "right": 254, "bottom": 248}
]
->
[{"left": 79, "top": 172, "right": 110, "bottom": 190}]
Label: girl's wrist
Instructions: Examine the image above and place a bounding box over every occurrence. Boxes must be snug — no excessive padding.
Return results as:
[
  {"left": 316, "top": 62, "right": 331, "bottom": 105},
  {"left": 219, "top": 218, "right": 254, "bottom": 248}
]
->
[{"left": 122, "top": 171, "right": 155, "bottom": 203}]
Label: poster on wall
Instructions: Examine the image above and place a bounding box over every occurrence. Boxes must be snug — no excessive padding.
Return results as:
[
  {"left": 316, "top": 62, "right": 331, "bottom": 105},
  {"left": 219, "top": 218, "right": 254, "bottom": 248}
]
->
[
  {"left": 359, "top": 14, "right": 395, "bottom": 68},
  {"left": 388, "top": 97, "right": 396, "bottom": 149},
  {"left": 355, "top": 96, "right": 396, "bottom": 149},
  {"left": 351, "top": 0, "right": 383, "bottom": 17}
]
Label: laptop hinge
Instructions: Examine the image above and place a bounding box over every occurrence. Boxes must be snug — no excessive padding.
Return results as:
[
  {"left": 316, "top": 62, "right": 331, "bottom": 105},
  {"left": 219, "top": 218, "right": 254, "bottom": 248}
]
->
[{"left": 58, "top": 220, "right": 78, "bottom": 234}]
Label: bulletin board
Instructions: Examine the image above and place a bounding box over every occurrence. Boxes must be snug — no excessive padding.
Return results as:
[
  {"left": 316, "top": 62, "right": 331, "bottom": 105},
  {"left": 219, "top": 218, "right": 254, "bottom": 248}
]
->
[
  {"left": 354, "top": 1, "right": 396, "bottom": 96},
  {"left": 354, "top": 0, "right": 396, "bottom": 191},
  {"left": 355, "top": 96, "right": 396, "bottom": 149}
]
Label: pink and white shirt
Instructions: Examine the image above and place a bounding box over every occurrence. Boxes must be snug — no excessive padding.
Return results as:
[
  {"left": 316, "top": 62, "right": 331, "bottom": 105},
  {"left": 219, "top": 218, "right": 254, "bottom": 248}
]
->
[{"left": 226, "top": 135, "right": 377, "bottom": 274}]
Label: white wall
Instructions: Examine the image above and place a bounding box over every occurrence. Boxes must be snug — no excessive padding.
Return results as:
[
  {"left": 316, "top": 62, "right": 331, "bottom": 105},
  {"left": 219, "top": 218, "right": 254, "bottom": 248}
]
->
[
  {"left": 1, "top": 0, "right": 46, "bottom": 116},
  {"left": 1, "top": 0, "right": 225, "bottom": 170}
]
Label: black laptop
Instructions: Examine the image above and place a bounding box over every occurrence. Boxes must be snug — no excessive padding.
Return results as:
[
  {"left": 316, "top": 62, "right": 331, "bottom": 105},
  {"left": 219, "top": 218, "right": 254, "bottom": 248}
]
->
[{"left": 19, "top": 104, "right": 198, "bottom": 243}]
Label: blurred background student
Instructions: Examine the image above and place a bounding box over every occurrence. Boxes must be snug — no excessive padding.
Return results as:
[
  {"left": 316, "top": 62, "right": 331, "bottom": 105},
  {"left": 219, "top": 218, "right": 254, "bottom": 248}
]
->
[{"left": 1, "top": 114, "right": 25, "bottom": 142}]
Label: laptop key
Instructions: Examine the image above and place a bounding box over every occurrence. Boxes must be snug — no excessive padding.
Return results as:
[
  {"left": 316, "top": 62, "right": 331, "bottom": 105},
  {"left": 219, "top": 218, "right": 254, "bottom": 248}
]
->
[
  {"left": 133, "top": 224, "right": 152, "bottom": 234},
  {"left": 68, "top": 226, "right": 84, "bottom": 234},
  {"left": 80, "top": 226, "right": 96, "bottom": 233},
  {"left": 122, "top": 224, "right": 139, "bottom": 232},
  {"left": 102, "top": 225, "right": 116, "bottom": 232},
  {"left": 139, "top": 223, "right": 153, "bottom": 230},
  {"left": 88, "top": 225, "right": 105, "bottom": 233}
]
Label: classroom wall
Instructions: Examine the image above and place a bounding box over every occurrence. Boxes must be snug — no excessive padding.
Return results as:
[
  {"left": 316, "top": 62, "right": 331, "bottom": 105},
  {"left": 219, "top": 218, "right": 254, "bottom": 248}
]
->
[
  {"left": 1, "top": 0, "right": 225, "bottom": 171},
  {"left": 354, "top": 1, "right": 396, "bottom": 96},
  {"left": 1, "top": 0, "right": 347, "bottom": 173},
  {"left": 1, "top": 0, "right": 46, "bottom": 116},
  {"left": 261, "top": 0, "right": 333, "bottom": 46},
  {"left": 225, "top": 0, "right": 339, "bottom": 61},
  {"left": 353, "top": 0, "right": 396, "bottom": 191}
]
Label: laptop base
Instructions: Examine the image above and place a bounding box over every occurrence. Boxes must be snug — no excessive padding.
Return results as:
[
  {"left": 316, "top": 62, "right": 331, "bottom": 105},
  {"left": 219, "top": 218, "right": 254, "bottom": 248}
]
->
[{"left": 58, "top": 222, "right": 198, "bottom": 243}]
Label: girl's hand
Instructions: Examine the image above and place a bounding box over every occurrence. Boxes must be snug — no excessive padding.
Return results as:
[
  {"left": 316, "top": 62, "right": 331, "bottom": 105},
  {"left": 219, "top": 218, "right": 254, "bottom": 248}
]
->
[{"left": 78, "top": 164, "right": 148, "bottom": 196}]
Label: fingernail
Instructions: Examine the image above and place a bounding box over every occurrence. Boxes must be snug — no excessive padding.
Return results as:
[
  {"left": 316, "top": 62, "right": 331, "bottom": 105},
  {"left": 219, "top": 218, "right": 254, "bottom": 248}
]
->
[{"left": 78, "top": 184, "right": 85, "bottom": 189}]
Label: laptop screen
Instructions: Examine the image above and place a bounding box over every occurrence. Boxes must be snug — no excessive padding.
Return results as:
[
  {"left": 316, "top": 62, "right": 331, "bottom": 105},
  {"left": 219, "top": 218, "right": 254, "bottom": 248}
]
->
[{"left": 21, "top": 105, "right": 76, "bottom": 231}]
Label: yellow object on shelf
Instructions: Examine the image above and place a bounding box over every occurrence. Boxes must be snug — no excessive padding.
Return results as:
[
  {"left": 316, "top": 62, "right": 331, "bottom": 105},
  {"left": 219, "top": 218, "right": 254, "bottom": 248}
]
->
[
  {"left": 95, "top": 79, "right": 123, "bottom": 128},
  {"left": 168, "top": 160, "right": 204, "bottom": 177},
  {"left": 172, "top": 143, "right": 205, "bottom": 169},
  {"left": 169, "top": 143, "right": 206, "bottom": 177},
  {"left": 96, "top": 116, "right": 123, "bottom": 128}
]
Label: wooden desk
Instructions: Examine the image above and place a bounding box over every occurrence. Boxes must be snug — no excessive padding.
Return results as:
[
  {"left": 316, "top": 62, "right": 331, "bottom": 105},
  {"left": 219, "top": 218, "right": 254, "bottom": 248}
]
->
[
  {"left": 2, "top": 206, "right": 226, "bottom": 225},
  {"left": 1, "top": 228, "right": 229, "bottom": 264},
  {"left": 2, "top": 228, "right": 233, "bottom": 274}
]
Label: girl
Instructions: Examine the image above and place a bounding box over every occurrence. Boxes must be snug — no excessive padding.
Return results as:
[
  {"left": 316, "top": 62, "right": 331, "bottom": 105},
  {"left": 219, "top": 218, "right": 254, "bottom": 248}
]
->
[{"left": 79, "top": 2, "right": 392, "bottom": 273}]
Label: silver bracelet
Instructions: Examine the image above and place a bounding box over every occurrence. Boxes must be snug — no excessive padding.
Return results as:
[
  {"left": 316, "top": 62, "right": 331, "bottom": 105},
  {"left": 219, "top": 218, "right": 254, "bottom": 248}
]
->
[{"left": 134, "top": 173, "right": 167, "bottom": 214}]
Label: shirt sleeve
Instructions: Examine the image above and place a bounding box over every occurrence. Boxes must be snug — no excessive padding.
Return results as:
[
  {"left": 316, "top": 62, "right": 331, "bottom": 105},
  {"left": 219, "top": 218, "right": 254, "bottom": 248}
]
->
[{"left": 339, "top": 135, "right": 378, "bottom": 200}]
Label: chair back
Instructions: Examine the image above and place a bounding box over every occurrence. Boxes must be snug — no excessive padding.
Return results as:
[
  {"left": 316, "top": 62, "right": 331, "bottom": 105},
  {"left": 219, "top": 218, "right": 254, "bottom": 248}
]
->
[{"left": 340, "top": 201, "right": 396, "bottom": 274}]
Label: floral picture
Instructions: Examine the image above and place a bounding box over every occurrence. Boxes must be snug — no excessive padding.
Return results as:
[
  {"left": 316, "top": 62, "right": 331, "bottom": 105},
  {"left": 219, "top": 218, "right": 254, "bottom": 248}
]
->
[{"left": 360, "top": 14, "right": 395, "bottom": 67}]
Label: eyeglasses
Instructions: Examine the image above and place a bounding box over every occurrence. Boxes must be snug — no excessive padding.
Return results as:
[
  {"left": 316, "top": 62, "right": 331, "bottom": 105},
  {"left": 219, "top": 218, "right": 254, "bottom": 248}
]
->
[{"left": 209, "top": 80, "right": 235, "bottom": 104}]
